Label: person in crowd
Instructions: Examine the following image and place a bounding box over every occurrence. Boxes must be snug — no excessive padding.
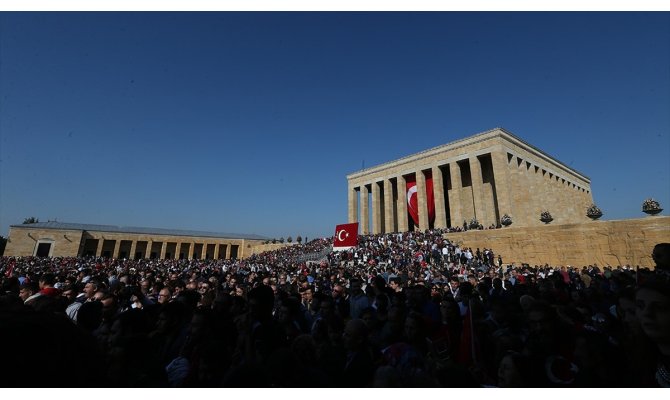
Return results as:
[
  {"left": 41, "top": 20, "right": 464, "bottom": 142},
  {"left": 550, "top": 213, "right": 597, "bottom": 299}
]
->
[
  {"left": 18, "top": 281, "right": 40, "bottom": 304},
  {"left": 652, "top": 243, "right": 670, "bottom": 274},
  {"left": 635, "top": 273, "right": 670, "bottom": 387}
]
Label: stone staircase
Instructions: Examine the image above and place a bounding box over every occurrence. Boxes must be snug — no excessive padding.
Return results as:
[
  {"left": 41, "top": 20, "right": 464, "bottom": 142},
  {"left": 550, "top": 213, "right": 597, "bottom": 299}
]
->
[{"left": 297, "top": 245, "right": 333, "bottom": 263}]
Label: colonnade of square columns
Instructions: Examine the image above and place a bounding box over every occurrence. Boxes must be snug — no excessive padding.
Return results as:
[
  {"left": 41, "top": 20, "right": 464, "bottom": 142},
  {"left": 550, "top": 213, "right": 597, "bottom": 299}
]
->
[
  {"left": 348, "top": 148, "right": 593, "bottom": 234},
  {"left": 350, "top": 154, "right": 500, "bottom": 234},
  {"left": 82, "top": 237, "right": 240, "bottom": 260}
]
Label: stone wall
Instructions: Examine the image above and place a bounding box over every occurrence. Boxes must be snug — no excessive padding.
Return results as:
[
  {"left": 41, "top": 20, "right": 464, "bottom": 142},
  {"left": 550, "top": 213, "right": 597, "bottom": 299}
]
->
[
  {"left": 4, "top": 227, "right": 85, "bottom": 257},
  {"left": 444, "top": 216, "right": 670, "bottom": 268},
  {"left": 249, "top": 242, "right": 294, "bottom": 254}
]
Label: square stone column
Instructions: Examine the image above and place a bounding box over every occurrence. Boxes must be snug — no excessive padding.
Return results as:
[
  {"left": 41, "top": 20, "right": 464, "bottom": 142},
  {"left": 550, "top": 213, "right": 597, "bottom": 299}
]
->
[
  {"left": 552, "top": 175, "right": 560, "bottom": 224},
  {"left": 384, "top": 179, "right": 394, "bottom": 233},
  {"left": 348, "top": 186, "right": 358, "bottom": 224},
  {"left": 225, "top": 244, "right": 231, "bottom": 260},
  {"left": 175, "top": 242, "right": 182, "bottom": 260},
  {"left": 372, "top": 181, "right": 381, "bottom": 234},
  {"left": 361, "top": 185, "right": 370, "bottom": 234},
  {"left": 201, "top": 243, "right": 208, "bottom": 260},
  {"left": 129, "top": 241, "right": 137, "bottom": 260},
  {"left": 146, "top": 240, "right": 153, "bottom": 259},
  {"left": 96, "top": 238, "right": 105, "bottom": 257},
  {"left": 113, "top": 240, "right": 121, "bottom": 259},
  {"left": 432, "top": 166, "right": 447, "bottom": 229},
  {"left": 396, "top": 175, "right": 409, "bottom": 232},
  {"left": 417, "top": 171, "right": 429, "bottom": 230},
  {"left": 469, "top": 156, "right": 487, "bottom": 225},
  {"left": 490, "top": 150, "right": 515, "bottom": 225},
  {"left": 160, "top": 242, "right": 167, "bottom": 260},
  {"left": 530, "top": 164, "right": 543, "bottom": 226},
  {"left": 448, "top": 163, "right": 463, "bottom": 228},
  {"left": 510, "top": 157, "right": 526, "bottom": 226},
  {"left": 213, "top": 243, "right": 220, "bottom": 260},
  {"left": 188, "top": 242, "right": 195, "bottom": 260}
]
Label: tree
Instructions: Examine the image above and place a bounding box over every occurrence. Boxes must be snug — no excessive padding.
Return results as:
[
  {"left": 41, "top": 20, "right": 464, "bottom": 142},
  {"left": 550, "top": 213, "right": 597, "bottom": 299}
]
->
[
  {"left": 279, "top": 237, "right": 285, "bottom": 244},
  {"left": 272, "top": 238, "right": 277, "bottom": 244},
  {"left": 296, "top": 235, "right": 302, "bottom": 244},
  {"left": 23, "top": 217, "right": 39, "bottom": 224},
  {"left": 287, "top": 236, "right": 293, "bottom": 243}
]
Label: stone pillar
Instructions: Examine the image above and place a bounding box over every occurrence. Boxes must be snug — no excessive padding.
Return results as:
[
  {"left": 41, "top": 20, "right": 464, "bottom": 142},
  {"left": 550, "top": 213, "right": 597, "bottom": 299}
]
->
[
  {"left": 559, "top": 179, "right": 567, "bottom": 223},
  {"left": 146, "top": 240, "right": 153, "bottom": 259},
  {"left": 490, "top": 150, "right": 514, "bottom": 226},
  {"left": 160, "top": 242, "right": 167, "bottom": 260},
  {"left": 432, "top": 165, "right": 447, "bottom": 229},
  {"left": 175, "top": 242, "right": 182, "bottom": 260},
  {"left": 361, "top": 185, "right": 370, "bottom": 234},
  {"left": 95, "top": 238, "right": 105, "bottom": 257},
  {"left": 544, "top": 172, "right": 556, "bottom": 226},
  {"left": 469, "top": 156, "right": 487, "bottom": 225},
  {"left": 129, "top": 241, "right": 137, "bottom": 260},
  {"left": 225, "top": 244, "right": 231, "bottom": 260},
  {"left": 384, "top": 179, "right": 394, "bottom": 233},
  {"left": 188, "top": 242, "right": 195, "bottom": 260},
  {"left": 529, "top": 163, "right": 542, "bottom": 226},
  {"left": 348, "top": 186, "right": 358, "bottom": 224},
  {"left": 201, "top": 243, "right": 208, "bottom": 260},
  {"left": 113, "top": 240, "right": 121, "bottom": 259},
  {"left": 511, "top": 156, "right": 526, "bottom": 226},
  {"left": 585, "top": 187, "right": 593, "bottom": 218},
  {"left": 396, "top": 175, "right": 409, "bottom": 232},
  {"left": 372, "top": 181, "right": 381, "bottom": 234},
  {"left": 448, "top": 163, "right": 463, "bottom": 228},
  {"left": 213, "top": 243, "right": 220, "bottom": 260},
  {"left": 417, "top": 170, "right": 429, "bottom": 231}
]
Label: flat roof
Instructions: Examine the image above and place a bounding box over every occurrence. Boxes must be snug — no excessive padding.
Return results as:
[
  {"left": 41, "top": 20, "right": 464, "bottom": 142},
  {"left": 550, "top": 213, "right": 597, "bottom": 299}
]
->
[
  {"left": 347, "top": 127, "right": 590, "bottom": 182},
  {"left": 10, "top": 221, "right": 269, "bottom": 240}
]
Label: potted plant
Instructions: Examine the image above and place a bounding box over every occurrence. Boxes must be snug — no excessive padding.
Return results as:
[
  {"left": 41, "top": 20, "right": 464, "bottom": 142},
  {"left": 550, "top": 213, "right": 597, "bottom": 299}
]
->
[
  {"left": 501, "top": 214, "right": 513, "bottom": 227},
  {"left": 586, "top": 204, "right": 603, "bottom": 220},
  {"left": 540, "top": 211, "right": 553, "bottom": 224},
  {"left": 642, "top": 198, "right": 663, "bottom": 216}
]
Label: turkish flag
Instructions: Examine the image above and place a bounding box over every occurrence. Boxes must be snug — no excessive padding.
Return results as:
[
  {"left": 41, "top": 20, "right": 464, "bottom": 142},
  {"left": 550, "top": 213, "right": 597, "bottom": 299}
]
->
[
  {"left": 406, "top": 172, "right": 435, "bottom": 229},
  {"left": 333, "top": 222, "right": 358, "bottom": 250},
  {"left": 406, "top": 174, "right": 419, "bottom": 227}
]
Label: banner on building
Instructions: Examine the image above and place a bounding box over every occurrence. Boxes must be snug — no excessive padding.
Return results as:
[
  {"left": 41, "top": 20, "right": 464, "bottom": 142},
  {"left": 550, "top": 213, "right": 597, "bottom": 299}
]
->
[
  {"left": 406, "top": 172, "right": 435, "bottom": 229},
  {"left": 333, "top": 222, "right": 358, "bottom": 251}
]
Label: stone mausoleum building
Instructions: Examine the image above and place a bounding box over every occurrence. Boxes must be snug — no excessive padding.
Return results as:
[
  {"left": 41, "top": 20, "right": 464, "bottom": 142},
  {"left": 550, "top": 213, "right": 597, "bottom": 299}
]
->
[
  {"left": 347, "top": 127, "right": 594, "bottom": 233},
  {"left": 4, "top": 222, "right": 268, "bottom": 260}
]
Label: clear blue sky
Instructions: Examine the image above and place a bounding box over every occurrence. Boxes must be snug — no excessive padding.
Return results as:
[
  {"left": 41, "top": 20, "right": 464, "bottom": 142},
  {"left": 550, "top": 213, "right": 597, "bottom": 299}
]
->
[{"left": 1, "top": 12, "right": 668, "bottom": 240}]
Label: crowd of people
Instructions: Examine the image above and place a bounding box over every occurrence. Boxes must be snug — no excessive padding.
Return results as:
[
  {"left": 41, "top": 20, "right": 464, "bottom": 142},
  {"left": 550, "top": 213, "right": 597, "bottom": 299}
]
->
[{"left": 1, "top": 231, "right": 669, "bottom": 388}]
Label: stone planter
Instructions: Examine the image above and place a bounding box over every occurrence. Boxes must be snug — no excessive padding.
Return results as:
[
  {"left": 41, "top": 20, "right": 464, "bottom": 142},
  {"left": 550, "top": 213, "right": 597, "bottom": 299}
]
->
[
  {"left": 587, "top": 212, "right": 603, "bottom": 220},
  {"left": 643, "top": 208, "right": 663, "bottom": 216}
]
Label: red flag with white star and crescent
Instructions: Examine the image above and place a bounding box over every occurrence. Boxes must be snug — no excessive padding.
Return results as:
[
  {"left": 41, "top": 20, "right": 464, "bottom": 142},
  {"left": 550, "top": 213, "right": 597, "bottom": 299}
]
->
[
  {"left": 406, "top": 172, "right": 435, "bottom": 229},
  {"left": 333, "top": 222, "right": 358, "bottom": 251}
]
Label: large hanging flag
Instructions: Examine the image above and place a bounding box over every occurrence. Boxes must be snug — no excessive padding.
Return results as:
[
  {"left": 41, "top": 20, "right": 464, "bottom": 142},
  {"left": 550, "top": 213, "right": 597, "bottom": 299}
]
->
[
  {"left": 406, "top": 172, "right": 435, "bottom": 229},
  {"left": 333, "top": 222, "right": 359, "bottom": 251}
]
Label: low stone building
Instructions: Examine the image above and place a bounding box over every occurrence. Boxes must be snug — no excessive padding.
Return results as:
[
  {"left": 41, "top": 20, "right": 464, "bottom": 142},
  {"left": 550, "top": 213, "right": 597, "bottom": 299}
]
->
[{"left": 3, "top": 221, "right": 268, "bottom": 260}]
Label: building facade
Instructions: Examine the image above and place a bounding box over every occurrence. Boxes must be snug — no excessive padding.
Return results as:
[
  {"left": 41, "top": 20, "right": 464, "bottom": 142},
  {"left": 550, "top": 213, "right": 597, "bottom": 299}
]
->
[
  {"left": 3, "top": 222, "right": 268, "bottom": 260},
  {"left": 347, "top": 128, "right": 594, "bottom": 234}
]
